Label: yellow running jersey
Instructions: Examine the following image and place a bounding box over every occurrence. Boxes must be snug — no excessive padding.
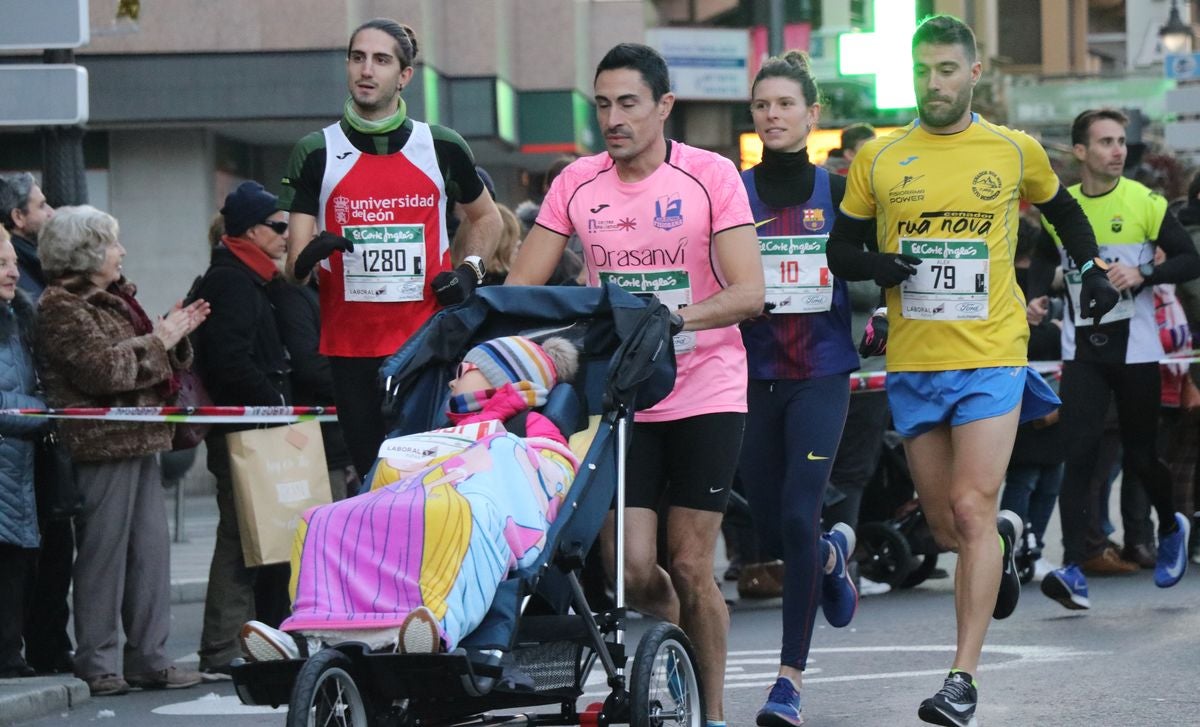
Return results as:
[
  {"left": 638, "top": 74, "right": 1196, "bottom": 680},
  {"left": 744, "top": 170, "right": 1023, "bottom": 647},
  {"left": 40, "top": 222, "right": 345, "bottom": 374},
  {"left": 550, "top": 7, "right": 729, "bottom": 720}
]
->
[{"left": 841, "top": 115, "right": 1061, "bottom": 371}]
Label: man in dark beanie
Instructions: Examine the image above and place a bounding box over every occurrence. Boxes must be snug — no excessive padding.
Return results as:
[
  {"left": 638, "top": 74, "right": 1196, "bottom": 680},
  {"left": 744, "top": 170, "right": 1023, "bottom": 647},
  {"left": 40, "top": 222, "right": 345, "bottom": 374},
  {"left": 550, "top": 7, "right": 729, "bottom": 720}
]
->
[
  {"left": 191, "top": 180, "right": 294, "bottom": 676},
  {"left": 221, "top": 181, "right": 281, "bottom": 238}
]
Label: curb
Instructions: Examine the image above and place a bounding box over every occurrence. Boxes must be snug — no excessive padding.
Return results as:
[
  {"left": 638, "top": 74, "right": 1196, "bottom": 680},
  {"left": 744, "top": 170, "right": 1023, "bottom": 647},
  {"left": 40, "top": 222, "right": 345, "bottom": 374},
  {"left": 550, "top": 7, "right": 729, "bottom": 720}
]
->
[
  {"left": 171, "top": 578, "right": 209, "bottom": 606},
  {"left": 0, "top": 676, "right": 89, "bottom": 726}
]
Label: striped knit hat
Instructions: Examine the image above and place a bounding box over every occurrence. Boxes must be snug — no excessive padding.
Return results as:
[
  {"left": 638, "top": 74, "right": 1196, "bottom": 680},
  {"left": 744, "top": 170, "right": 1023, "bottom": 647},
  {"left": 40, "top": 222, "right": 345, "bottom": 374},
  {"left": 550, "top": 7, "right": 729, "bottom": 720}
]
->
[{"left": 462, "top": 335, "right": 578, "bottom": 407}]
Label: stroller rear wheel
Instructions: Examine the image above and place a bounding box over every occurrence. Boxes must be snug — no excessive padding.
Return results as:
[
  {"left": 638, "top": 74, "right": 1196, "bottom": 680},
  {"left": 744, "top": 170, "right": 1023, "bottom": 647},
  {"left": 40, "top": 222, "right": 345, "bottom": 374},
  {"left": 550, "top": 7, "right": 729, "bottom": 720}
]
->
[
  {"left": 630, "top": 622, "right": 705, "bottom": 726},
  {"left": 856, "top": 522, "right": 913, "bottom": 589},
  {"left": 287, "top": 649, "right": 374, "bottom": 727}
]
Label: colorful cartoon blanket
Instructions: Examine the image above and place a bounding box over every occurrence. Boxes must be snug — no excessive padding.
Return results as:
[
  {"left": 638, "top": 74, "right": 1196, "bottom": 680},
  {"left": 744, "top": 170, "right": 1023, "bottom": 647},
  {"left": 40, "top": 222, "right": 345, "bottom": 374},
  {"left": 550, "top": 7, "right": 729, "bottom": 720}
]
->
[{"left": 281, "top": 429, "right": 578, "bottom": 650}]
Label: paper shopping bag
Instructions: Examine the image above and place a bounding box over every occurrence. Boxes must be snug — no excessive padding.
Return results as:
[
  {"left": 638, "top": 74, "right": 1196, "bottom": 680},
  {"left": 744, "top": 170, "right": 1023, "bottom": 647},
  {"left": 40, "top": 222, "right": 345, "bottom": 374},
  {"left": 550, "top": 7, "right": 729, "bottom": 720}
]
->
[{"left": 227, "top": 421, "right": 332, "bottom": 567}]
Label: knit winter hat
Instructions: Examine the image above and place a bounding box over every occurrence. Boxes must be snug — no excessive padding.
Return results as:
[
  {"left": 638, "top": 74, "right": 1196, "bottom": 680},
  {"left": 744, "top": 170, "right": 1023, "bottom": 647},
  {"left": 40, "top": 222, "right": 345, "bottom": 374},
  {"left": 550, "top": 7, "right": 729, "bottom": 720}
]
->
[
  {"left": 462, "top": 335, "right": 579, "bottom": 406},
  {"left": 220, "top": 181, "right": 278, "bottom": 237}
]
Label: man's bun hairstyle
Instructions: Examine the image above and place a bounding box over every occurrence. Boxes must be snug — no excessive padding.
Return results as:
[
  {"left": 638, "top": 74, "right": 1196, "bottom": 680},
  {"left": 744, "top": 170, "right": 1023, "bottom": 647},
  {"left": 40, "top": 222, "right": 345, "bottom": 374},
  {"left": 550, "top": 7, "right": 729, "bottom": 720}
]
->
[{"left": 349, "top": 18, "right": 419, "bottom": 67}]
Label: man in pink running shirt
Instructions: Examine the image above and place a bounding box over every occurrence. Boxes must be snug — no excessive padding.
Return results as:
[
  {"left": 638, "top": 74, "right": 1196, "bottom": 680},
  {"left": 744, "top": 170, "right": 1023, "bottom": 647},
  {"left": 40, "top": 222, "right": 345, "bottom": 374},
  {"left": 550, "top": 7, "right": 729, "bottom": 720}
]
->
[{"left": 506, "top": 43, "right": 764, "bottom": 726}]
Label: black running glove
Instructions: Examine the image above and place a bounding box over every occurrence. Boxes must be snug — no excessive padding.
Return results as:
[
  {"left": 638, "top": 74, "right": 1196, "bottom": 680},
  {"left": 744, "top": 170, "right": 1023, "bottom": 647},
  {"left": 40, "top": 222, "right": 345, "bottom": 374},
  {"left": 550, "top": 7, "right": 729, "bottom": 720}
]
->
[
  {"left": 1079, "top": 266, "right": 1119, "bottom": 320},
  {"left": 294, "top": 231, "right": 353, "bottom": 279},
  {"left": 858, "top": 309, "right": 889, "bottom": 357},
  {"left": 432, "top": 264, "right": 480, "bottom": 306},
  {"left": 871, "top": 253, "right": 921, "bottom": 288}
]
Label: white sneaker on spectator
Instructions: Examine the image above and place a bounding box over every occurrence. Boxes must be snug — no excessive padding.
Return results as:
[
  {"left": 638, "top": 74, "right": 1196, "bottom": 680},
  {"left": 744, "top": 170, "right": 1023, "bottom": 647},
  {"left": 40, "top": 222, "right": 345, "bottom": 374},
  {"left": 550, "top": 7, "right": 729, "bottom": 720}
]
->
[
  {"left": 858, "top": 576, "right": 892, "bottom": 596},
  {"left": 1034, "top": 557, "right": 1057, "bottom": 582}
]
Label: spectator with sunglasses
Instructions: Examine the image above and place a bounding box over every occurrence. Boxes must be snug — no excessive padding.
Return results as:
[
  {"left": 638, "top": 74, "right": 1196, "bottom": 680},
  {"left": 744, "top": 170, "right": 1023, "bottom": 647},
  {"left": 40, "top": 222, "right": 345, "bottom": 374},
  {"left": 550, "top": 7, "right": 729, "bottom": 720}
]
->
[{"left": 191, "top": 180, "right": 296, "bottom": 677}]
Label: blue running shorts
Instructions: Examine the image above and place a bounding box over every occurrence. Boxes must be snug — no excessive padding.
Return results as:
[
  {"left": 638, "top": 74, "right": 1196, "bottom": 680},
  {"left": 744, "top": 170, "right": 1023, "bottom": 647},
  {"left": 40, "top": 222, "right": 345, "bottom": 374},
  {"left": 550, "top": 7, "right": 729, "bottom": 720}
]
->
[{"left": 887, "top": 366, "right": 1061, "bottom": 439}]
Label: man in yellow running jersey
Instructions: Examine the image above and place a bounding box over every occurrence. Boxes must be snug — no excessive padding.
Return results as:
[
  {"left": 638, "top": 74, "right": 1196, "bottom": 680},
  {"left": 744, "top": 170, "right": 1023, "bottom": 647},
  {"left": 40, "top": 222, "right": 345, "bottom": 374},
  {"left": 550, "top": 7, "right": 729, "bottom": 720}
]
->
[{"left": 826, "top": 15, "right": 1118, "bottom": 727}]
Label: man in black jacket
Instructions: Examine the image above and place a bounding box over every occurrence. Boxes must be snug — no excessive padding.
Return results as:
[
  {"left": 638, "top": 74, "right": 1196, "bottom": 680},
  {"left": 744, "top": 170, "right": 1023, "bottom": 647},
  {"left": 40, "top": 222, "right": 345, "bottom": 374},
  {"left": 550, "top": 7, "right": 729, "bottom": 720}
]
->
[
  {"left": 0, "top": 172, "right": 74, "bottom": 676},
  {"left": 192, "top": 181, "right": 294, "bottom": 676}
]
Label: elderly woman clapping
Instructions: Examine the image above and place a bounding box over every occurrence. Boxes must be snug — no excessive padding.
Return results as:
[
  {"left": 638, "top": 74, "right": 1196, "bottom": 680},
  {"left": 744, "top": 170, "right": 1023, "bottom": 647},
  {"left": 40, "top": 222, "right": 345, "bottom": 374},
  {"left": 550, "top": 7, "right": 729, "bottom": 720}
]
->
[{"left": 36, "top": 205, "right": 209, "bottom": 697}]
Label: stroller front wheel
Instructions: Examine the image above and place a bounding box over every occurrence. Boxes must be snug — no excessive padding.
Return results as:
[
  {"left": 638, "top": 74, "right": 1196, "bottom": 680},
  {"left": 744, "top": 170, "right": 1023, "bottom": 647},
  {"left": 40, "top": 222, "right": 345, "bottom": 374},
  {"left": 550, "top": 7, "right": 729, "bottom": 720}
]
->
[
  {"left": 856, "top": 522, "right": 914, "bottom": 589},
  {"left": 630, "top": 622, "right": 705, "bottom": 726},
  {"left": 287, "top": 649, "right": 374, "bottom": 727}
]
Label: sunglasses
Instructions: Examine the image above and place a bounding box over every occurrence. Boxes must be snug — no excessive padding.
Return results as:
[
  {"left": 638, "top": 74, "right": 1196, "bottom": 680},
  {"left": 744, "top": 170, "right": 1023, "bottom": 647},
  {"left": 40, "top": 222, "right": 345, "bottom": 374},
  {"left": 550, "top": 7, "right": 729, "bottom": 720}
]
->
[
  {"left": 455, "top": 361, "right": 478, "bottom": 380},
  {"left": 260, "top": 220, "right": 288, "bottom": 235}
]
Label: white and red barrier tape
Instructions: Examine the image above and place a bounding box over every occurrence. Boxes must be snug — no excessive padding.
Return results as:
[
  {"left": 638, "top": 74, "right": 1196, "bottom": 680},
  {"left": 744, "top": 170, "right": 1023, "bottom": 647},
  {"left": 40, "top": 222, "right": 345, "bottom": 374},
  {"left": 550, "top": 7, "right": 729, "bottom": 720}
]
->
[{"left": 0, "top": 406, "right": 337, "bottom": 423}]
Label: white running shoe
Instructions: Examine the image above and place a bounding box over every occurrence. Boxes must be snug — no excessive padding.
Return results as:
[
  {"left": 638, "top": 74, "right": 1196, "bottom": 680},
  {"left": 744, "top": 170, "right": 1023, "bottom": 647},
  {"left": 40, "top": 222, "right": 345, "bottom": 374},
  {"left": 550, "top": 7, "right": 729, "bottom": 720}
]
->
[
  {"left": 239, "top": 620, "right": 301, "bottom": 662},
  {"left": 858, "top": 576, "right": 892, "bottom": 597}
]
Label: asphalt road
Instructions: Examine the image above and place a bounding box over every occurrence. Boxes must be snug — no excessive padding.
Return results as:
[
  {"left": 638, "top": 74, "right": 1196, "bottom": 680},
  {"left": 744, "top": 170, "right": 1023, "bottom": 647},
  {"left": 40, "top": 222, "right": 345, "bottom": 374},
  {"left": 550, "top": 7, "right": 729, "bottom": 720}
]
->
[{"left": 15, "top": 565, "right": 1200, "bottom": 726}]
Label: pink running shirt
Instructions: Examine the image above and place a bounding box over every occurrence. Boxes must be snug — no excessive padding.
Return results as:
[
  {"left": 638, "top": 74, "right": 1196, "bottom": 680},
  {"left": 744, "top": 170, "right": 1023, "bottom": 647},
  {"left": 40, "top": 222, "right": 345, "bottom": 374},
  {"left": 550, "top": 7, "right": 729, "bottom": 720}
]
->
[{"left": 537, "top": 141, "right": 754, "bottom": 421}]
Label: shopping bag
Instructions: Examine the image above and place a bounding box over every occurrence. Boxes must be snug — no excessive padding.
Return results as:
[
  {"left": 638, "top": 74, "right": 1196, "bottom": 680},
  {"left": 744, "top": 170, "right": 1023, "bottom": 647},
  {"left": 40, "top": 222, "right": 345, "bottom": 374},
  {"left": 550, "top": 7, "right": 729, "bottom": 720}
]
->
[{"left": 227, "top": 420, "right": 331, "bottom": 567}]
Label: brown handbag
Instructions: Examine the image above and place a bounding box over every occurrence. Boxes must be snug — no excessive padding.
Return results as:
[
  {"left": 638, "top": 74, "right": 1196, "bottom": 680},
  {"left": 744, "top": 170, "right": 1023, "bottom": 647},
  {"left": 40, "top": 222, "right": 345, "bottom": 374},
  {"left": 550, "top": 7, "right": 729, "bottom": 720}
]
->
[{"left": 170, "top": 367, "right": 212, "bottom": 450}]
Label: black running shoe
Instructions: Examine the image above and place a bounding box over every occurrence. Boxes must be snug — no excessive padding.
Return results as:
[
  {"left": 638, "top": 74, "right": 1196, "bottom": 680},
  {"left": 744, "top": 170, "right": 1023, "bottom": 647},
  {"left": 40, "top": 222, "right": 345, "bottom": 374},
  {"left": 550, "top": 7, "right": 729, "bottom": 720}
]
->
[
  {"left": 918, "top": 671, "right": 978, "bottom": 727},
  {"left": 993, "top": 510, "right": 1023, "bottom": 619}
]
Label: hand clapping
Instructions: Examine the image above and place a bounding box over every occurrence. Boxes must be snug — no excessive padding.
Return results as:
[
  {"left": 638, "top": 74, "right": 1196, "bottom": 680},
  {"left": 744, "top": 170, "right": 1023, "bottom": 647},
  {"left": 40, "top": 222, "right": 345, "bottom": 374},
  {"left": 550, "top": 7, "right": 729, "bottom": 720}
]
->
[{"left": 154, "top": 299, "right": 210, "bottom": 349}]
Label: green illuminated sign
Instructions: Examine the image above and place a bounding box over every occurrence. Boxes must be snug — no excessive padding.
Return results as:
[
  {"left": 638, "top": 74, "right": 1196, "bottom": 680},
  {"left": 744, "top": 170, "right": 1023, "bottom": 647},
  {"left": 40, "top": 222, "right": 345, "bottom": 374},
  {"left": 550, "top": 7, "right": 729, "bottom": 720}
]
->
[{"left": 838, "top": 0, "right": 917, "bottom": 110}]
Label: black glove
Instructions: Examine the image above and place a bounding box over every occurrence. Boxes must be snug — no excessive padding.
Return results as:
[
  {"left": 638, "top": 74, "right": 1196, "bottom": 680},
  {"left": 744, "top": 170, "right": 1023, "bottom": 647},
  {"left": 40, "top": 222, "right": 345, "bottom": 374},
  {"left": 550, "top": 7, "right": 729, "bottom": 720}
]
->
[
  {"left": 1079, "top": 266, "right": 1119, "bottom": 320},
  {"left": 294, "top": 231, "right": 353, "bottom": 279},
  {"left": 858, "top": 310, "right": 889, "bottom": 357},
  {"left": 871, "top": 253, "right": 921, "bottom": 288},
  {"left": 432, "top": 264, "right": 480, "bottom": 306}
]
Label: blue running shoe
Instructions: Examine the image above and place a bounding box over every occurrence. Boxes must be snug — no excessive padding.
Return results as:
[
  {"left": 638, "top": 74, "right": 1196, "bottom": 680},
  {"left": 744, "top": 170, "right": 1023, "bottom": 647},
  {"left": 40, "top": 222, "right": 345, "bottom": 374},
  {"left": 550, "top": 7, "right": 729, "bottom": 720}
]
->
[
  {"left": 1155, "top": 512, "right": 1191, "bottom": 588},
  {"left": 756, "top": 677, "right": 802, "bottom": 726},
  {"left": 1040, "top": 564, "right": 1090, "bottom": 610},
  {"left": 821, "top": 523, "right": 858, "bottom": 628}
]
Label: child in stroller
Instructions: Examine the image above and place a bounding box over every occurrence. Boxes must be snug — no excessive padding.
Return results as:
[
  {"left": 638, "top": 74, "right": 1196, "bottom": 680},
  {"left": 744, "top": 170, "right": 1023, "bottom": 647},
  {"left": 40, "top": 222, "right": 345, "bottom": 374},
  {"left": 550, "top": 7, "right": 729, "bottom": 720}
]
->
[{"left": 238, "top": 334, "right": 580, "bottom": 659}]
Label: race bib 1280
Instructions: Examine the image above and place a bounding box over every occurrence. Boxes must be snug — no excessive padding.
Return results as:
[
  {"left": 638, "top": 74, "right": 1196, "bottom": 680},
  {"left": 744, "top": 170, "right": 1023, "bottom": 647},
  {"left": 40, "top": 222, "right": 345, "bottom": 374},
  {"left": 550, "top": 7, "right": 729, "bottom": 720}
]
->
[
  {"left": 899, "top": 238, "right": 989, "bottom": 321},
  {"left": 340, "top": 224, "right": 426, "bottom": 302}
]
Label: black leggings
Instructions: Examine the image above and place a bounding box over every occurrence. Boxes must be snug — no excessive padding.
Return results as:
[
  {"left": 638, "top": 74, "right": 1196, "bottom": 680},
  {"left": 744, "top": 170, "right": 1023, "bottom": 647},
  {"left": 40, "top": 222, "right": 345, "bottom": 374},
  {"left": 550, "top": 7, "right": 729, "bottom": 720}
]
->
[
  {"left": 329, "top": 356, "right": 388, "bottom": 485},
  {"left": 1058, "top": 360, "right": 1177, "bottom": 565}
]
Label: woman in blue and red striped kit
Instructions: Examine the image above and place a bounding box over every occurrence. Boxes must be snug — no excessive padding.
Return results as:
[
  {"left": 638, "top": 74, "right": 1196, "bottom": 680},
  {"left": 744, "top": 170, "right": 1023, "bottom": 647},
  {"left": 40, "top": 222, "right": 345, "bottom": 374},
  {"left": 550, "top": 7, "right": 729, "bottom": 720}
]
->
[{"left": 737, "top": 50, "right": 862, "bottom": 727}]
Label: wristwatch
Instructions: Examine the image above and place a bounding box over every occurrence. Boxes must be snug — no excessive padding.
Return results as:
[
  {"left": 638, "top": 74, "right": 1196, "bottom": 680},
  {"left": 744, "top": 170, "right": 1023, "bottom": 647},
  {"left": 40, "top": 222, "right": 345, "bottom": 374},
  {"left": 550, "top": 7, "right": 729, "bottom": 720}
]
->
[
  {"left": 462, "top": 255, "right": 485, "bottom": 284},
  {"left": 1138, "top": 262, "right": 1155, "bottom": 281}
]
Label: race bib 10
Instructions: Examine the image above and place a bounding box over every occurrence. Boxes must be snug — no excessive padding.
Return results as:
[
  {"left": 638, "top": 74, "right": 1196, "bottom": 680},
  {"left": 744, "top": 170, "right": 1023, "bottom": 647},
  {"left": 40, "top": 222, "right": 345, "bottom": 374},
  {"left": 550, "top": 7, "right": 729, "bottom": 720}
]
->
[{"left": 759, "top": 235, "right": 832, "bottom": 313}]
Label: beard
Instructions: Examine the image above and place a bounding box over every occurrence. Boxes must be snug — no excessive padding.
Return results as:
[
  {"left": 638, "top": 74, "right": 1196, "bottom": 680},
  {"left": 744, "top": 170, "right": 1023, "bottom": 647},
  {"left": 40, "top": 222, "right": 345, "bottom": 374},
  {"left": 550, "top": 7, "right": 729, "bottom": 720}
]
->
[
  {"left": 353, "top": 84, "right": 399, "bottom": 114},
  {"left": 917, "top": 86, "right": 972, "bottom": 129}
]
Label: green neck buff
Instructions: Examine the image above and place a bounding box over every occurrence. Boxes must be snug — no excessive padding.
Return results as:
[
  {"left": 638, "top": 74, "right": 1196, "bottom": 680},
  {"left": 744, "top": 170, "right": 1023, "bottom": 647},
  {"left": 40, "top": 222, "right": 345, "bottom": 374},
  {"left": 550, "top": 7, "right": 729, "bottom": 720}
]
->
[{"left": 343, "top": 97, "right": 407, "bottom": 135}]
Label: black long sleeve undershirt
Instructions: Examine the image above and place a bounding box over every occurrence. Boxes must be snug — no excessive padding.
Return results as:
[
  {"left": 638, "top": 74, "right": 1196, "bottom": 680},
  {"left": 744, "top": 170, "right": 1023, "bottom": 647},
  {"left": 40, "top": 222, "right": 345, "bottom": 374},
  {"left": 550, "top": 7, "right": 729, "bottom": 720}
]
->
[
  {"left": 1034, "top": 186, "right": 1101, "bottom": 268},
  {"left": 1145, "top": 211, "right": 1200, "bottom": 285},
  {"left": 826, "top": 213, "right": 882, "bottom": 281}
]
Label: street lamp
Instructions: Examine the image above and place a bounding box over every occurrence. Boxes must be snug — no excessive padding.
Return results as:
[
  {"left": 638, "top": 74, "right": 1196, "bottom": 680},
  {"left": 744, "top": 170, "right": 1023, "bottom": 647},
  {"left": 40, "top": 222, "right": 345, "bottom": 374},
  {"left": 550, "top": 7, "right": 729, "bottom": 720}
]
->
[{"left": 1160, "top": 0, "right": 1194, "bottom": 54}]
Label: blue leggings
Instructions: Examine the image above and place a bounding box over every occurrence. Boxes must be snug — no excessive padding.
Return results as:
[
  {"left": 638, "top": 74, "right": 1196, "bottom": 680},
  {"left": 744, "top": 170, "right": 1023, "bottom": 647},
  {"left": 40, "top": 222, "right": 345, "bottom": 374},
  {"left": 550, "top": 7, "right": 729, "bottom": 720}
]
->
[{"left": 739, "top": 374, "right": 850, "bottom": 670}]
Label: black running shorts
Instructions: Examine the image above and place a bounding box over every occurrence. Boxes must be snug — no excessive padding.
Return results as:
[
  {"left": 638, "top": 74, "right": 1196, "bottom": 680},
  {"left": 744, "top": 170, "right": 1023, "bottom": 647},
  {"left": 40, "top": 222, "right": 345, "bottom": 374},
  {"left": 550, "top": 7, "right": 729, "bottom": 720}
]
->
[{"left": 622, "top": 412, "right": 746, "bottom": 512}]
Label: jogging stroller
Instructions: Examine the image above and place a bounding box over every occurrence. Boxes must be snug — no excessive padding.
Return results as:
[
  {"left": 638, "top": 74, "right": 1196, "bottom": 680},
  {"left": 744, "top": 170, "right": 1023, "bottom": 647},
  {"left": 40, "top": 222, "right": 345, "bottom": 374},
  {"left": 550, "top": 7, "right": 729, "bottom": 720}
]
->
[
  {"left": 855, "top": 429, "right": 1040, "bottom": 589},
  {"left": 854, "top": 430, "right": 943, "bottom": 589},
  {"left": 230, "top": 283, "right": 706, "bottom": 726}
]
